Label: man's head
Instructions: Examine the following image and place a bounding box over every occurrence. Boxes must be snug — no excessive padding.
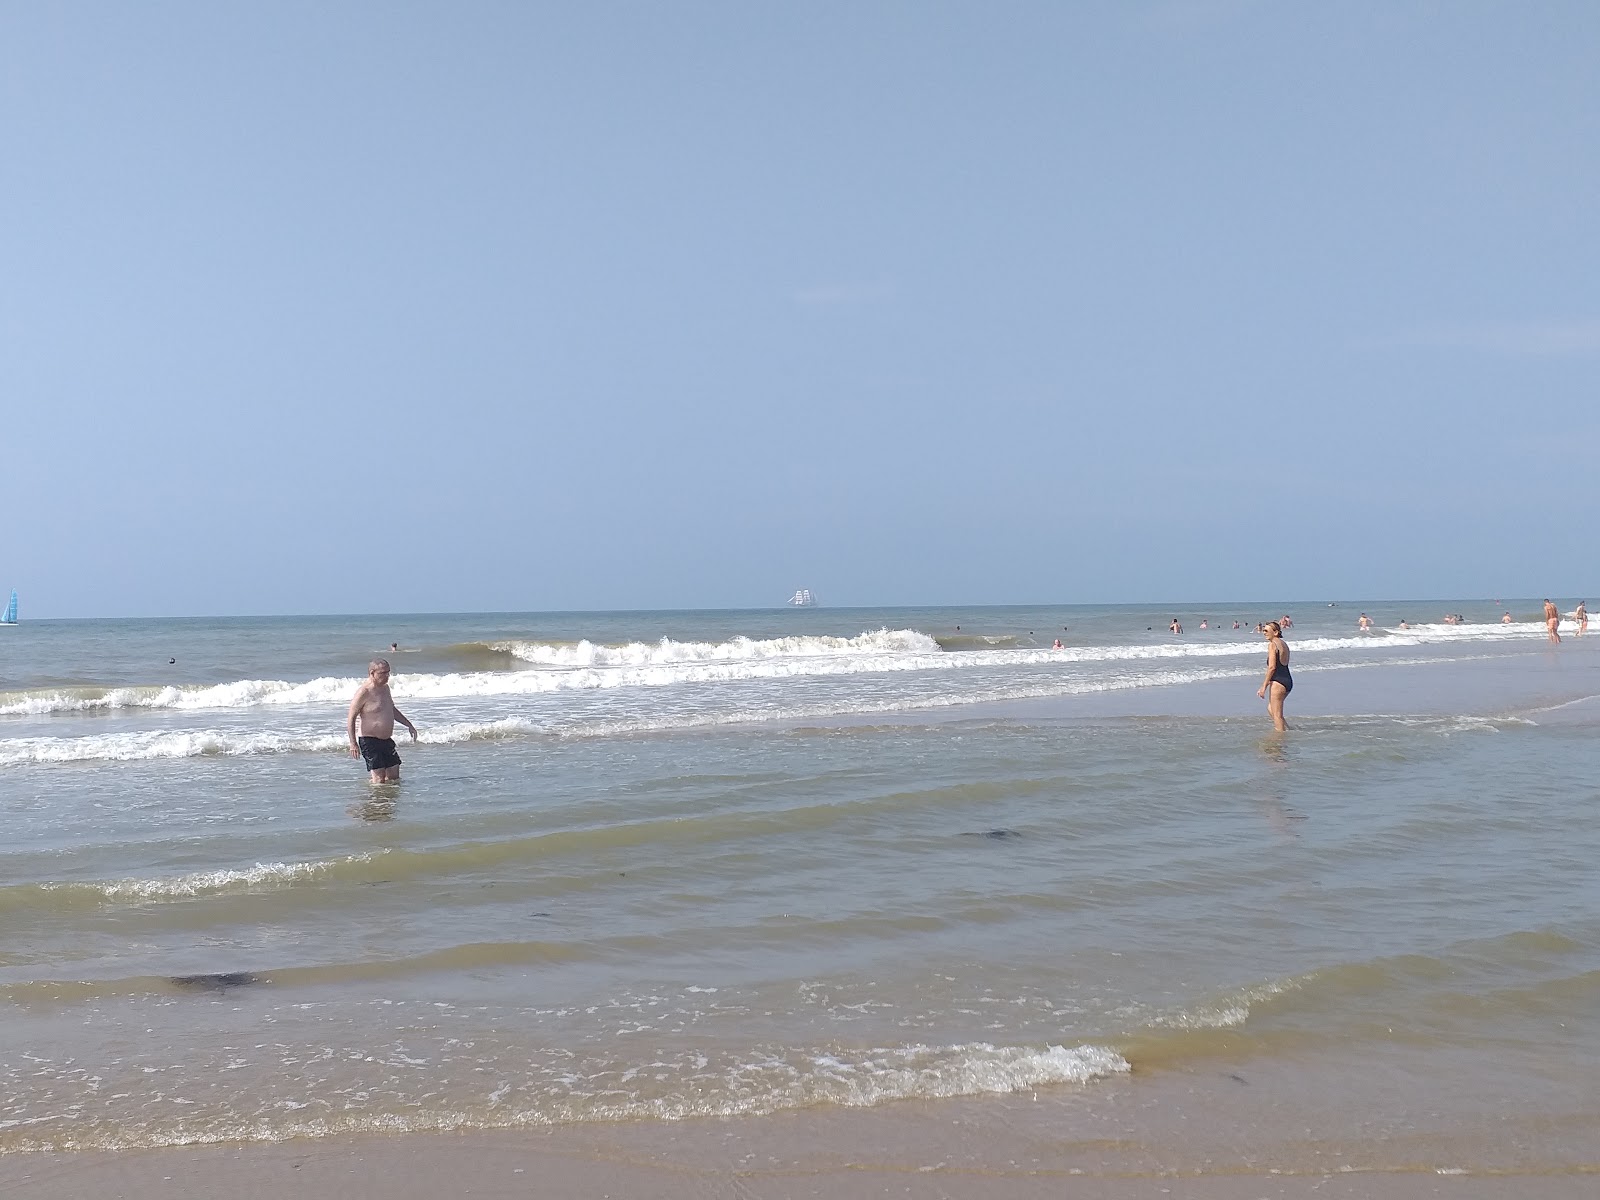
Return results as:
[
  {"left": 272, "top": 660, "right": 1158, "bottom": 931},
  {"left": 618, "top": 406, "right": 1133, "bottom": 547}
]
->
[{"left": 369, "top": 659, "right": 391, "bottom": 682}]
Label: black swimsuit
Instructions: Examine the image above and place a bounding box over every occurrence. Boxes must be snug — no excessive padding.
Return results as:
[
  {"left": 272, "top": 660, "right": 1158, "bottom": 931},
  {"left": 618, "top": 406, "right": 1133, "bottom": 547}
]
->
[{"left": 1269, "top": 645, "right": 1293, "bottom": 694}]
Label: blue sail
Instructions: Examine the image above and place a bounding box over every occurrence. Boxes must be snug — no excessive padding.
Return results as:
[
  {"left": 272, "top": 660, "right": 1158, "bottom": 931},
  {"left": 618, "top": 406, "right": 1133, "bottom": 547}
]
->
[{"left": 1, "top": 590, "right": 16, "bottom": 624}]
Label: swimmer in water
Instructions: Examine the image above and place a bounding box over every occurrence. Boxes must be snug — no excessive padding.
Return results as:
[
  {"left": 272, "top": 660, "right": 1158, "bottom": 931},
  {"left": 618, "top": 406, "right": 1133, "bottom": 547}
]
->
[{"left": 1256, "top": 621, "right": 1292, "bottom": 732}]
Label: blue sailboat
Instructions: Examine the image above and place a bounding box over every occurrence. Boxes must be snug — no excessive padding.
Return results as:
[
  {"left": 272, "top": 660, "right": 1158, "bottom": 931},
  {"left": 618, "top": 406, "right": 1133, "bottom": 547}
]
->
[{"left": 0, "top": 589, "right": 16, "bottom": 625}]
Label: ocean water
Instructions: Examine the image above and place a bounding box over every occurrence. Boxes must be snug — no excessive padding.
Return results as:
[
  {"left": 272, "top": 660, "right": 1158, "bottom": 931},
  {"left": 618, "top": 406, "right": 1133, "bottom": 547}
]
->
[{"left": 2, "top": 600, "right": 1598, "bottom": 1159}]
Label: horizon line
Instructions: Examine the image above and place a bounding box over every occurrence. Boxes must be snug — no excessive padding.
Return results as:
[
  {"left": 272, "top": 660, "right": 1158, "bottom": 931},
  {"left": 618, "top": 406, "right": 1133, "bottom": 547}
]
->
[{"left": 1, "top": 596, "right": 1566, "bottom": 623}]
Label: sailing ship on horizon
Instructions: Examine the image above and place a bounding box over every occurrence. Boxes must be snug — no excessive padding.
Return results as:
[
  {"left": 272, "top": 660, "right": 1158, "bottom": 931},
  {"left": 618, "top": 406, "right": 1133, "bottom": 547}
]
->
[
  {"left": 0, "top": 589, "right": 17, "bottom": 625},
  {"left": 786, "top": 588, "right": 817, "bottom": 607}
]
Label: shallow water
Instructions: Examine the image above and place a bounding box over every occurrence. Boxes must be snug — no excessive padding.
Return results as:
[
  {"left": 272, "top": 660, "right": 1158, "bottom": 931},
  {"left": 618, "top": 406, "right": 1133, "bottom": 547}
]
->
[{"left": 2, "top": 601, "right": 1598, "bottom": 1155}]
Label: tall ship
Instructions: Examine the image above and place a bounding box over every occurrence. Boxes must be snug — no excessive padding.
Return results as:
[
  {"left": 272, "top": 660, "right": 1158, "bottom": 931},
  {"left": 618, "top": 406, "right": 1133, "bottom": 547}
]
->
[
  {"left": 0, "top": 589, "right": 16, "bottom": 625},
  {"left": 786, "top": 588, "right": 817, "bottom": 607}
]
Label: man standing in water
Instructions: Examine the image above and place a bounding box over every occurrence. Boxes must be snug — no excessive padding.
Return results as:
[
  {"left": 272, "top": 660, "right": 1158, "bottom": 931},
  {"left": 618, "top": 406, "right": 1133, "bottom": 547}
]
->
[
  {"left": 347, "top": 659, "right": 417, "bottom": 782},
  {"left": 1544, "top": 599, "right": 1561, "bottom": 644}
]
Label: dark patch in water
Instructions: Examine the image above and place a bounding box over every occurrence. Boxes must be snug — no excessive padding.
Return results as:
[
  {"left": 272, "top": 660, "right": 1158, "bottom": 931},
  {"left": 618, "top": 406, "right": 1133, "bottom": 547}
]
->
[
  {"left": 962, "top": 829, "right": 1022, "bottom": 840},
  {"left": 171, "top": 972, "right": 260, "bottom": 993}
]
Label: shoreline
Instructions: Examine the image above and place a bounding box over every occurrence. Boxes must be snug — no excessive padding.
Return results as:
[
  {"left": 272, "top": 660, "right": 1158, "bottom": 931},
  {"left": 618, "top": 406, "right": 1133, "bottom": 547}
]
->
[{"left": 5, "top": 1056, "right": 1596, "bottom": 1198}]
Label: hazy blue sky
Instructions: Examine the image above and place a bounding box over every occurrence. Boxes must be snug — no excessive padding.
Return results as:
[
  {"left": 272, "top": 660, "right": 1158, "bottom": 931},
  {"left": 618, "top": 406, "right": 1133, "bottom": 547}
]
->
[{"left": 4, "top": 2, "right": 1597, "bottom": 617}]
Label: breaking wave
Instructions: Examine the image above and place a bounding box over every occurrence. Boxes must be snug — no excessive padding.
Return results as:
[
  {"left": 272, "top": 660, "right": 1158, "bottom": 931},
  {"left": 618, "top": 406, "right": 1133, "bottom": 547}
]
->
[
  {"left": 0, "top": 665, "right": 1268, "bottom": 765},
  {"left": 0, "top": 1037, "right": 1128, "bottom": 1153},
  {"left": 0, "top": 721, "right": 535, "bottom": 766},
  {"left": 490, "top": 628, "right": 941, "bottom": 666},
  {"left": 0, "top": 622, "right": 1535, "bottom": 720}
]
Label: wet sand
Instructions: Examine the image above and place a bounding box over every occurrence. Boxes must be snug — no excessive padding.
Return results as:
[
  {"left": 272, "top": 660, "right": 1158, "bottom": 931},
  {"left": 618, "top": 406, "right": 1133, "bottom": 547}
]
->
[
  {"left": 3, "top": 1094, "right": 1587, "bottom": 1196},
  {"left": 4, "top": 1055, "right": 1595, "bottom": 1199}
]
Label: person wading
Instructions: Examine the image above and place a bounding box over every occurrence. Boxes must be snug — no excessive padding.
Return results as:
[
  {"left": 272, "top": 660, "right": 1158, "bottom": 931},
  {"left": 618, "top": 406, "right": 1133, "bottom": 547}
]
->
[
  {"left": 346, "top": 659, "right": 418, "bottom": 783},
  {"left": 1257, "top": 621, "right": 1293, "bottom": 733}
]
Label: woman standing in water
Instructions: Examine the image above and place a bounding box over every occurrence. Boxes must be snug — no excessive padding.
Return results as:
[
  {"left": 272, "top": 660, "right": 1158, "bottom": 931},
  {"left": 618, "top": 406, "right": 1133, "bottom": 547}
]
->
[{"left": 1257, "top": 620, "right": 1292, "bottom": 732}]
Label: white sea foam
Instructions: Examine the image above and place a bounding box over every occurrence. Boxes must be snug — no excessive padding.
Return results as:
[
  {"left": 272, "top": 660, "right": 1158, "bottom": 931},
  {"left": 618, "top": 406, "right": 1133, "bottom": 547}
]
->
[
  {"left": 0, "top": 666, "right": 1264, "bottom": 765},
  {"left": 492, "top": 628, "right": 941, "bottom": 666},
  {"left": 0, "top": 1040, "right": 1130, "bottom": 1153},
  {"left": 1378, "top": 620, "right": 1548, "bottom": 642},
  {"left": 1152, "top": 979, "right": 1303, "bottom": 1030},
  {"left": 0, "top": 717, "right": 637, "bottom": 765},
  {"left": 0, "top": 622, "right": 1536, "bottom": 719},
  {"left": 61, "top": 854, "right": 386, "bottom": 901},
  {"left": 0, "top": 677, "right": 357, "bottom": 717},
  {"left": 0, "top": 730, "right": 349, "bottom": 766},
  {"left": 793, "top": 1041, "right": 1129, "bottom": 1106},
  {"left": 0, "top": 721, "right": 561, "bottom": 766},
  {"left": 10, "top": 648, "right": 1530, "bottom": 768}
]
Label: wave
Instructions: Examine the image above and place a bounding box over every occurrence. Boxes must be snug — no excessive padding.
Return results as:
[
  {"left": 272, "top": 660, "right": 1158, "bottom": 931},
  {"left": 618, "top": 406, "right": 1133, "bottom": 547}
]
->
[
  {"left": 0, "top": 663, "right": 1272, "bottom": 765},
  {"left": 0, "top": 1037, "right": 1127, "bottom": 1153},
  {"left": 435, "top": 642, "right": 532, "bottom": 671},
  {"left": 0, "top": 623, "right": 1539, "bottom": 720},
  {"left": 1376, "top": 620, "right": 1550, "bottom": 641},
  {"left": 488, "top": 628, "right": 941, "bottom": 666},
  {"left": 5, "top": 653, "right": 1532, "bottom": 767},
  {"left": 0, "top": 631, "right": 948, "bottom": 716},
  {"left": 935, "top": 633, "right": 1032, "bottom": 650},
  {"left": 0, "top": 719, "right": 543, "bottom": 766},
  {"left": 0, "top": 729, "right": 348, "bottom": 765},
  {"left": 1117, "top": 928, "right": 1599, "bottom": 1069},
  {"left": 0, "top": 677, "right": 358, "bottom": 717},
  {"left": 0, "top": 853, "right": 388, "bottom": 911}
]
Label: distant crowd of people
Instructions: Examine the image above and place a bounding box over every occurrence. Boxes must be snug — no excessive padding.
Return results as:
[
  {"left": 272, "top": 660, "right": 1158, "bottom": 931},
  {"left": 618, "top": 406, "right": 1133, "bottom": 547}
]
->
[{"left": 1161, "top": 615, "right": 1292, "bottom": 637}]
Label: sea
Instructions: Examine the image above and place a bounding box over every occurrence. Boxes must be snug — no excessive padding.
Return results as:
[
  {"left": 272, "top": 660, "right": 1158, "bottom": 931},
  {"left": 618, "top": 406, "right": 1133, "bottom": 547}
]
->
[{"left": 3, "top": 600, "right": 1598, "bottom": 1170}]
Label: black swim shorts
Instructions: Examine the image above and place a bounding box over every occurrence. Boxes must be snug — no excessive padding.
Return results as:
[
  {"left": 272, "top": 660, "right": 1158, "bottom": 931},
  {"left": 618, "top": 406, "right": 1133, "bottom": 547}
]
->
[{"left": 357, "top": 736, "right": 402, "bottom": 771}]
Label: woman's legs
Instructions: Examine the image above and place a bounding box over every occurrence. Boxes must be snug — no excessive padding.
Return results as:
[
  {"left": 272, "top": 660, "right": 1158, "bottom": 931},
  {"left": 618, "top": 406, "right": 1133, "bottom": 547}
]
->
[{"left": 1268, "top": 682, "right": 1289, "bottom": 732}]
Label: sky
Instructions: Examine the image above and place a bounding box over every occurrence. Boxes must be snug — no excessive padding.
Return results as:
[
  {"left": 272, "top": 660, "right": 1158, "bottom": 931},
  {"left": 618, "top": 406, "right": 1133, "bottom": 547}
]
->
[{"left": 3, "top": 2, "right": 1597, "bottom": 618}]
